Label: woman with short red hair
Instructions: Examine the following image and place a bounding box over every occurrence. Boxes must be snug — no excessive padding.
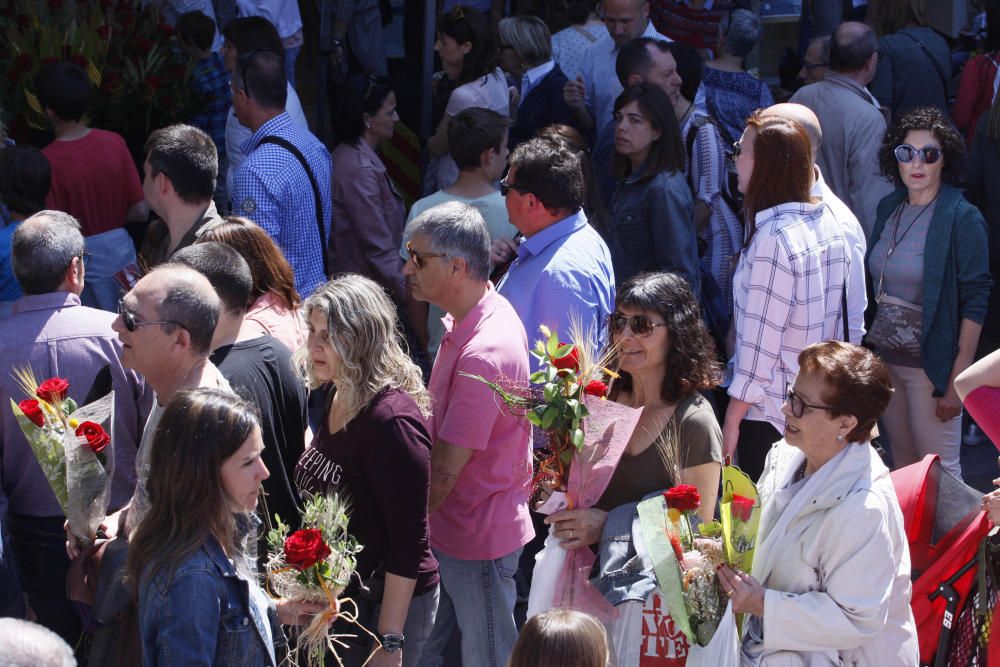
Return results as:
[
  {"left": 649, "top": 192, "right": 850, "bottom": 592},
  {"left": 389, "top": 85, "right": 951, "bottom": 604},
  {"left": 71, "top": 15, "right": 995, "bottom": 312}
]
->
[{"left": 722, "top": 111, "right": 851, "bottom": 481}]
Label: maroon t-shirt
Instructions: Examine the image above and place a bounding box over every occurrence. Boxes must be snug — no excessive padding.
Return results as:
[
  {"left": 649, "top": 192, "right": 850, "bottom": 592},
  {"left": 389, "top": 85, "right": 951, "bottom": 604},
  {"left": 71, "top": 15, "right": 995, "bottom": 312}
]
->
[{"left": 295, "top": 388, "right": 439, "bottom": 595}]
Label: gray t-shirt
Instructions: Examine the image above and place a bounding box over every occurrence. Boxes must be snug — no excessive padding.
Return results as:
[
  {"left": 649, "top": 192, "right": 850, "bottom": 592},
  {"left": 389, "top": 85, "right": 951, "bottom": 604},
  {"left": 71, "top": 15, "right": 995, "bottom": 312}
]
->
[{"left": 870, "top": 199, "right": 937, "bottom": 306}]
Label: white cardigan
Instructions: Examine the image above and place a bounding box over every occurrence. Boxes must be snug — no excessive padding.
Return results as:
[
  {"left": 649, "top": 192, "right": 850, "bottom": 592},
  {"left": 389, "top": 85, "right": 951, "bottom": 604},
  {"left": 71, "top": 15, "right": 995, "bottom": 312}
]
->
[{"left": 742, "top": 441, "right": 919, "bottom": 666}]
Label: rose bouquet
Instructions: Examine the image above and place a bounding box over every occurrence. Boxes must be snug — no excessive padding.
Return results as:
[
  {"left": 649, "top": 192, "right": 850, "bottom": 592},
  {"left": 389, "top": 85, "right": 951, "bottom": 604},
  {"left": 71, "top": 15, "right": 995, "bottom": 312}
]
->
[
  {"left": 266, "top": 492, "right": 368, "bottom": 667},
  {"left": 8, "top": 367, "right": 114, "bottom": 546},
  {"left": 463, "top": 323, "right": 642, "bottom": 621},
  {"left": 637, "top": 468, "right": 761, "bottom": 652}
]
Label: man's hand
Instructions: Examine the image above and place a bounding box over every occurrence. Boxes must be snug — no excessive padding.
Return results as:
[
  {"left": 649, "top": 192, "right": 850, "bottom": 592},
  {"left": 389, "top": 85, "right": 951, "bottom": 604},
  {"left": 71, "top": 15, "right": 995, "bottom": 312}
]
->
[
  {"left": 563, "top": 75, "right": 587, "bottom": 111},
  {"left": 936, "top": 387, "right": 963, "bottom": 422},
  {"left": 491, "top": 237, "right": 519, "bottom": 266}
]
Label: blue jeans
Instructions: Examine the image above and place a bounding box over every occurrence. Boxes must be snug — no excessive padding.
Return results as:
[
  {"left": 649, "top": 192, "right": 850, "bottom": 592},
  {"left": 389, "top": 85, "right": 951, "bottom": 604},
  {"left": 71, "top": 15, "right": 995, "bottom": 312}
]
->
[
  {"left": 418, "top": 548, "right": 521, "bottom": 667},
  {"left": 81, "top": 227, "right": 136, "bottom": 313}
]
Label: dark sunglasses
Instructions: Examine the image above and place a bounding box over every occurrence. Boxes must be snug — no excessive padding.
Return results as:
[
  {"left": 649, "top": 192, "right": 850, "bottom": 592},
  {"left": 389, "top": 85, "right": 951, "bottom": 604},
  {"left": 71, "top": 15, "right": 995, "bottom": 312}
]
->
[
  {"left": 731, "top": 140, "right": 742, "bottom": 158},
  {"left": 403, "top": 241, "right": 447, "bottom": 270},
  {"left": 894, "top": 144, "right": 942, "bottom": 165},
  {"left": 499, "top": 177, "right": 532, "bottom": 198},
  {"left": 117, "top": 299, "right": 183, "bottom": 333},
  {"left": 785, "top": 383, "right": 837, "bottom": 419},
  {"left": 608, "top": 312, "right": 667, "bottom": 338}
]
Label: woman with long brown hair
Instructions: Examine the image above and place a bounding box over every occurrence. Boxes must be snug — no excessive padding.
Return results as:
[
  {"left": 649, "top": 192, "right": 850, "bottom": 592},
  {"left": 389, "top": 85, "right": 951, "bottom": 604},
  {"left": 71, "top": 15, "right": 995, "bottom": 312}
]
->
[
  {"left": 722, "top": 111, "right": 851, "bottom": 481},
  {"left": 198, "top": 216, "right": 305, "bottom": 352},
  {"left": 128, "top": 388, "right": 324, "bottom": 666}
]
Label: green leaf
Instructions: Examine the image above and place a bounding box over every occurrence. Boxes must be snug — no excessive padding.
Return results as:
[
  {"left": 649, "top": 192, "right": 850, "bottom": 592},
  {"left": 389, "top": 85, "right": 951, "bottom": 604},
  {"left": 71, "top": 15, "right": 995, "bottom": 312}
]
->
[
  {"left": 554, "top": 343, "right": 575, "bottom": 359},
  {"left": 545, "top": 330, "right": 559, "bottom": 359},
  {"left": 543, "top": 384, "right": 557, "bottom": 403},
  {"left": 526, "top": 410, "right": 542, "bottom": 427},
  {"left": 529, "top": 370, "right": 547, "bottom": 383},
  {"left": 572, "top": 428, "right": 584, "bottom": 448},
  {"left": 541, "top": 405, "right": 559, "bottom": 430}
]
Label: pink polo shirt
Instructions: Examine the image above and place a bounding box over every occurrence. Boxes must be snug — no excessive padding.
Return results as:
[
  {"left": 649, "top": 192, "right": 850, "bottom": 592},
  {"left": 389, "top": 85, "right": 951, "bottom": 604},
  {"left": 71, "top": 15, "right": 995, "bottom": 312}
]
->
[{"left": 427, "top": 286, "right": 534, "bottom": 560}]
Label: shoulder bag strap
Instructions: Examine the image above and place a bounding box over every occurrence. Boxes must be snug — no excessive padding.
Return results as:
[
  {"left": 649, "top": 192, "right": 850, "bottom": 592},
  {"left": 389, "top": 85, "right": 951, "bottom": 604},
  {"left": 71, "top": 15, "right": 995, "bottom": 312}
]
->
[
  {"left": 842, "top": 275, "right": 850, "bottom": 343},
  {"left": 898, "top": 30, "right": 950, "bottom": 98},
  {"left": 257, "top": 135, "right": 328, "bottom": 272},
  {"left": 571, "top": 24, "right": 600, "bottom": 43}
]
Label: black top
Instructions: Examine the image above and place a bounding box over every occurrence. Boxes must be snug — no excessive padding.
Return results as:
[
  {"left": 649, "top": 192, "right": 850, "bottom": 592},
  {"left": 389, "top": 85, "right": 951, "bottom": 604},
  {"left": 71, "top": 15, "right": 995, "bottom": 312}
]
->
[
  {"left": 210, "top": 335, "right": 308, "bottom": 530},
  {"left": 508, "top": 64, "right": 576, "bottom": 151},
  {"left": 294, "top": 388, "right": 439, "bottom": 595}
]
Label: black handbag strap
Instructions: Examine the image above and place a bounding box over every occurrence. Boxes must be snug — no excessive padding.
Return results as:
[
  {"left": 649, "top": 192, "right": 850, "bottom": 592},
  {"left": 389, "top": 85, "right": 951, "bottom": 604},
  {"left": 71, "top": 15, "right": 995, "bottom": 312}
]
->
[
  {"left": 899, "top": 30, "right": 949, "bottom": 98},
  {"left": 842, "top": 276, "right": 850, "bottom": 343},
  {"left": 258, "top": 135, "right": 328, "bottom": 271}
]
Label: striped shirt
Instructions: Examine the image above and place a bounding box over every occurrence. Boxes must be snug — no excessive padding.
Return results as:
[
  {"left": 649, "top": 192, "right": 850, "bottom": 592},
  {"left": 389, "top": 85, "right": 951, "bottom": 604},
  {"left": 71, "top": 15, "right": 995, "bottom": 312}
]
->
[
  {"left": 729, "top": 201, "right": 849, "bottom": 430},
  {"left": 232, "top": 113, "right": 332, "bottom": 298},
  {"left": 580, "top": 21, "right": 670, "bottom": 140}
]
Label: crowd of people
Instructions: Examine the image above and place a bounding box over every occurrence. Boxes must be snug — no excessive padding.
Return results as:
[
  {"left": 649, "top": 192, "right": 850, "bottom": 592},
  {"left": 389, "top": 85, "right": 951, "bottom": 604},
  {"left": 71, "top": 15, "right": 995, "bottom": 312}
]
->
[{"left": 1, "top": 0, "right": 999, "bottom": 665}]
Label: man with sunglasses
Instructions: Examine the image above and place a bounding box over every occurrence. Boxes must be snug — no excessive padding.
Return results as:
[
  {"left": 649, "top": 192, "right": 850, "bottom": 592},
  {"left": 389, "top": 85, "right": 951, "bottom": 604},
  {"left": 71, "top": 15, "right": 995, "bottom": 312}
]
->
[
  {"left": 790, "top": 21, "right": 893, "bottom": 239},
  {"left": 402, "top": 202, "right": 532, "bottom": 667},
  {"left": 0, "top": 211, "right": 152, "bottom": 645},
  {"left": 495, "top": 137, "right": 615, "bottom": 372}
]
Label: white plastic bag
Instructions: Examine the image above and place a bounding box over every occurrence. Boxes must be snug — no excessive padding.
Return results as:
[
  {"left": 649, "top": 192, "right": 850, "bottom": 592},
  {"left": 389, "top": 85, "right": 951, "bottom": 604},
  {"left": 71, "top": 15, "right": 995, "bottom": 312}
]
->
[
  {"left": 526, "top": 527, "right": 568, "bottom": 618},
  {"left": 608, "top": 592, "right": 691, "bottom": 667},
  {"left": 686, "top": 600, "right": 741, "bottom": 667}
]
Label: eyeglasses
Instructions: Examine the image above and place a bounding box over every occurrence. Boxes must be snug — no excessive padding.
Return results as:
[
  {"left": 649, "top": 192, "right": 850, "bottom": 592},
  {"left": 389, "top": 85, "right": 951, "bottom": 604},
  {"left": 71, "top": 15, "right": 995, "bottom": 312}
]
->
[
  {"left": 731, "top": 141, "right": 742, "bottom": 158},
  {"left": 117, "top": 299, "right": 183, "bottom": 333},
  {"left": 499, "top": 177, "right": 532, "bottom": 198},
  {"left": 608, "top": 312, "right": 668, "bottom": 338},
  {"left": 802, "top": 60, "right": 828, "bottom": 71},
  {"left": 785, "top": 383, "right": 838, "bottom": 418},
  {"left": 403, "top": 241, "right": 447, "bottom": 270},
  {"left": 894, "top": 144, "right": 942, "bottom": 165},
  {"left": 77, "top": 252, "right": 90, "bottom": 268}
]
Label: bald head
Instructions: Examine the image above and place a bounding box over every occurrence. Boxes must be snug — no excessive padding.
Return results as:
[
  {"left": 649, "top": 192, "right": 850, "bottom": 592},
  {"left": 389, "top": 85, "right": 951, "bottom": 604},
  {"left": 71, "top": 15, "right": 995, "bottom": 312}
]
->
[
  {"left": 139, "top": 265, "right": 220, "bottom": 355},
  {"left": 830, "top": 21, "right": 877, "bottom": 74},
  {"left": 761, "top": 103, "right": 822, "bottom": 161}
]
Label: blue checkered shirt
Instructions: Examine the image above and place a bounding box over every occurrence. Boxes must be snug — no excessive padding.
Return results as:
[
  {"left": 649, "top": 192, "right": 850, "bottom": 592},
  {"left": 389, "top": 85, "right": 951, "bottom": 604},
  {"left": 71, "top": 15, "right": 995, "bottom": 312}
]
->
[
  {"left": 232, "top": 113, "right": 333, "bottom": 297},
  {"left": 189, "top": 53, "right": 231, "bottom": 160}
]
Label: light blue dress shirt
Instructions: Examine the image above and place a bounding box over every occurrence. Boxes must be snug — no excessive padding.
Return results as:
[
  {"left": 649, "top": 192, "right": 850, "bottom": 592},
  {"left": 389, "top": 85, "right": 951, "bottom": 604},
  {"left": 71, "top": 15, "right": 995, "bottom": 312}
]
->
[{"left": 497, "top": 210, "right": 616, "bottom": 371}]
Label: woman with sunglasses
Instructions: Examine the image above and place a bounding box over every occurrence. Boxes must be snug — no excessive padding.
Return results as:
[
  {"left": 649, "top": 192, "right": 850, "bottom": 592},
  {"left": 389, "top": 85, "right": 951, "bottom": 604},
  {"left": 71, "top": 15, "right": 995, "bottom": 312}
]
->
[
  {"left": 718, "top": 341, "right": 919, "bottom": 666},
  {"left": 295, "top": 274, "right": 439, "bottom": 667},
  {"left": 607, "top": 84, "right": 699, "bottom": 292},
  {"left": 545, "top": 271, "right": 720, "bottom": 555},
  {"left": 723, "top": 111, "right": 850, "bottom": 482},
  {"left": 865, "top": 106, "right": 991, "bottom": 478},
  {"left": 330, "top": 75, "right": 407, "bottom": 308}
]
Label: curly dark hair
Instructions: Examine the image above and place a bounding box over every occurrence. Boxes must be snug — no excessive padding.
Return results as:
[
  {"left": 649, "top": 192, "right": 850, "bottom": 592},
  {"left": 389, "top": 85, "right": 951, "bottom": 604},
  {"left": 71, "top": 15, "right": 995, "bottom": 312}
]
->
[
  {"left": 878, "top": 106, "right": 965, "bottom": 187},
  {"left": 607, "top": 272, "right": 721, "bottom": 404}
]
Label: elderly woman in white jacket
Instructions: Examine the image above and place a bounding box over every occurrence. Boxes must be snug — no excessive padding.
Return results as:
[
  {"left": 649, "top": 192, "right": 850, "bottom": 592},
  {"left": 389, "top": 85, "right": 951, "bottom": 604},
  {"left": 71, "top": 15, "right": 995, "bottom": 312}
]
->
[{"left": 718, "top": 341, "right": 919, "bottom": 666}]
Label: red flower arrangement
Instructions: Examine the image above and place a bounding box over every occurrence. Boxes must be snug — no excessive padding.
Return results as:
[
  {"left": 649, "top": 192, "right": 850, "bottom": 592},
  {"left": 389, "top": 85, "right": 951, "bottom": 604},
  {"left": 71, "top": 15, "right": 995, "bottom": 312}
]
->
[
  {"left": 663, "top": 484, "right": 701, "bottom": 513},
  {"left": 284, "top": 528, "right": 333, "bottom": 571},
  {"left": 582, "top": 379, "right": 608, "bottom": 398},
  {"left": 551, "top": 343, "right": 580, "bottom": 371},
  {"left": 35, "top": 377, "right": 70, "bottom": 403},
  {"left": 75, "top": 421, "right": 110, "bottom": 455},
  {"left": 18, "top": 399, "right": 44, "bottom": 427}
]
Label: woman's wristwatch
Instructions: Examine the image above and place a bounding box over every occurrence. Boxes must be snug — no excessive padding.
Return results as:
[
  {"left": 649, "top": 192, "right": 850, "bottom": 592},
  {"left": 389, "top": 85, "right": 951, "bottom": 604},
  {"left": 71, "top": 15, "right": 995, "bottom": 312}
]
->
[{"left": 378, "top": 632, "right": 405, "bottom": 653}]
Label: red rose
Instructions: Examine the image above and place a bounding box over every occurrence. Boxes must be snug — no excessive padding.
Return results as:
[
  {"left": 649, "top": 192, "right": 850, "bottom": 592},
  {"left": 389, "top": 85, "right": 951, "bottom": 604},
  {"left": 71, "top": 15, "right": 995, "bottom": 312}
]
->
[
  {"left": 18, "top": 400, "right": 44, "bottom": 427},
  {"left": 284, "top": 529, "right": 331, "bottom": 570},
  {"left": 663, "top": 484, "right": 701, "bottom": 512},
  {"left": 36, "top": 378, "right": 70, "bottom": 403},
  {"left": 582, "top": 379, "right": 608, "bottom": 398},
  {"left": 145, "top": 75, "right": 162, "bottom": 90},
  {"left": 551, "top": 343, "right": 579, "bottom": 371},
  {"left": 70, "top": 54, "right": 88, "bottom": 69},
  {"left": 97, "top": 25, "right": 111, "bottom": 40},
  {"left": 159, "top": 23, "right": 174, "bottom": 37},
  {"left": 75, "top": 421, "right": 110, "bottom": 454},
  {"left": 730, "top": 494, "right": 755, "bottom": 523}
]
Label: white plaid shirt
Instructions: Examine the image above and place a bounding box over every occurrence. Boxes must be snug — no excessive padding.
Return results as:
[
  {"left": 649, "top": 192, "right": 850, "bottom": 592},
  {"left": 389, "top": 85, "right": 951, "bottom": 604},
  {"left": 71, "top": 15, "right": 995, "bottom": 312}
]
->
[{"left": 729, "top": 201, "right": 850, "bottom": 430}]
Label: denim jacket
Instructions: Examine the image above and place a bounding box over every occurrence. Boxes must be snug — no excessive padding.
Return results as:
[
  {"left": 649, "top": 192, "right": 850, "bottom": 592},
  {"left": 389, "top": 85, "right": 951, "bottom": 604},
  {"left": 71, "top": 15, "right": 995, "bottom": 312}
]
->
[
  {"left": 138, "top": 531, "right": 283, "bottom": 667},
  {"left": 590, "top": 493, "right": 661, "bottom": 606},
  {"left": 608, "top": 165, "right": 698, "bottom": 294}
]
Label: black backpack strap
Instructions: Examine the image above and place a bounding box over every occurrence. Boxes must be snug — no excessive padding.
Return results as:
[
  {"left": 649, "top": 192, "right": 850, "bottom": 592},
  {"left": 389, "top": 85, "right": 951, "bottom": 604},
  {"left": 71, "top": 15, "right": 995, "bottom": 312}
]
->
[
  {"left": 257, "top": 135, "right": 328, "bottom": 271},
  {"left": 898, "top": 30, "right": 950, "bottom": 99}
]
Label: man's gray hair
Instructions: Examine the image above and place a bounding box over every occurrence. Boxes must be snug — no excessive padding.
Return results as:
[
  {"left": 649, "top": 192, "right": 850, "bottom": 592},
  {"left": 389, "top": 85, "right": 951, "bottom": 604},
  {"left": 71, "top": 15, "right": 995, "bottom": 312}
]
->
[
  {"left": 721, "top": 9, "right": 762, "bottom": 58},
  {"left": 497, "top": 16, "right": 552, "bottom": 67},
  {"left": 11, "top": 210, "right": 85, "bottom": 295},
  {"left": 153, "top": 265, "right": 221, "bottom": 355},
  {"left": 405, "top": 202, "right": 491, "bottom": 282},
  {"left": 0, "top": 618, "right": 76, "bottom": 666}
]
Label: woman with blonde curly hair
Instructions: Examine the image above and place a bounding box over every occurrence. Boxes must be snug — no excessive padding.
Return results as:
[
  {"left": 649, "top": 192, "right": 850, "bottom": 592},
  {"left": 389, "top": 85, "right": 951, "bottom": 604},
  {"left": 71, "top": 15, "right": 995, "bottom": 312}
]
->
[{"left": 294, "top": 274, "right": 439, "bottom": 667}]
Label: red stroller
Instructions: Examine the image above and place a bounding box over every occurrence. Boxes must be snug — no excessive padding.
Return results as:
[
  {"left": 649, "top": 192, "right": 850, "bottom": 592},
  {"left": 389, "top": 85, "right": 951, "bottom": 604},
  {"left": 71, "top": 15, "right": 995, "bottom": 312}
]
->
[{"left": 891, "top": 454, "right": 998, "bottom": 666}]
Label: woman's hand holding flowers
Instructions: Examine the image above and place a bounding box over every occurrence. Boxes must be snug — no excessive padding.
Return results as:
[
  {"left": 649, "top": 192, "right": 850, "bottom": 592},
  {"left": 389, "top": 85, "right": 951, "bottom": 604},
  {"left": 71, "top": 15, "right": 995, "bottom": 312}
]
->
[
  {"left": 717, "top": 565, "right": 765, "bottom": 617},
  {"left": 275, "top": 597, "right": 337, "bottom": 626}
]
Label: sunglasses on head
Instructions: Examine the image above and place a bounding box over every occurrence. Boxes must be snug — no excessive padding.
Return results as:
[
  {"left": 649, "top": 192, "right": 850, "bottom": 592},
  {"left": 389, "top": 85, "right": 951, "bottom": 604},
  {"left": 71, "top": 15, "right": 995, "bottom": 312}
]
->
[
  {"left": 607, "top": 312, "right": 667, "bottom": 338},
  {"left": 403, "top": 241, "right": 447, "bottom": 270},
  {"left": 894, "top": 144, "right": 941, "bottom": 165},
  {"left": 117, "top": 299, "right": 183, "bottom": 333}
]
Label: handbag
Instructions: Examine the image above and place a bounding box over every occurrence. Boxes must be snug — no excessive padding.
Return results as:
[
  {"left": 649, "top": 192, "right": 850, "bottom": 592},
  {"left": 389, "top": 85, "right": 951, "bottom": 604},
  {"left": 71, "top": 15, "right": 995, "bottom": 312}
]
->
[{"left": 866, "top": 294, "right": 923, "bottom": 358}]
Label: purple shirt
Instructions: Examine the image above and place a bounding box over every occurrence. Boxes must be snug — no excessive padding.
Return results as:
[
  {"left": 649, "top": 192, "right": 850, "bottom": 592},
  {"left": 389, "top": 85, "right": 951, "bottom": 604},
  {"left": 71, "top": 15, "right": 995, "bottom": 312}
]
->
[
  {"left": 0, "top": 292, "right": 152, "bottom": 517},
  {"left": 427, "top": 287, "right": 534, "bottom": 560},
  {"left": 295, "top": 388, "right": 439, "bottom": 594}
]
